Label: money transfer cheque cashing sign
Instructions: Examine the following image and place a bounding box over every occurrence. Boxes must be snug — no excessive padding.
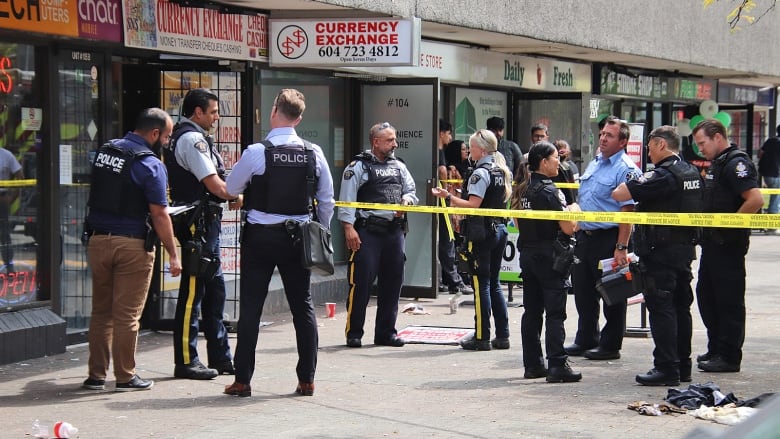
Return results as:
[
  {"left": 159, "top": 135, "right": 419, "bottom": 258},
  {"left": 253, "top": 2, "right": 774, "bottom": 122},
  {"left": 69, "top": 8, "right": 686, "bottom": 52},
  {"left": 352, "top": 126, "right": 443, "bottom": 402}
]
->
[{"left": 269, "top": 17, "right": 421, "bottom": 67}]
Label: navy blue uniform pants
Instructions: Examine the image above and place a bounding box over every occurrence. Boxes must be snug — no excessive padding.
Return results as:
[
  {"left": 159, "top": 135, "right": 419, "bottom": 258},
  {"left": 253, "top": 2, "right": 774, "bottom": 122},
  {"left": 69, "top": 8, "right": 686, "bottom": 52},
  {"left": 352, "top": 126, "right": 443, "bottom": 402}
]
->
[
  {"left": 233, "top": 224, "right": 318, "bottom": 384},
  {"left": 468, "top": 224, "right": 509, "bottom": 341},
  {"left": 520, "top": 244, "right": 568, "bottom": 368},
  {"left": 174, "top": 215, "right": 231, "bottom": 366},
  {"left": 696, "top": 240, "right": 748, "bottom": 365},
  {"left": 572, "top": 228, "right": 626, "bottom": 351},
  {"left": 641, "top": 245, "right": 695, "bottom": 372},
  {"left": 345, "top": 225, "right": 405, "bottom": 342}
]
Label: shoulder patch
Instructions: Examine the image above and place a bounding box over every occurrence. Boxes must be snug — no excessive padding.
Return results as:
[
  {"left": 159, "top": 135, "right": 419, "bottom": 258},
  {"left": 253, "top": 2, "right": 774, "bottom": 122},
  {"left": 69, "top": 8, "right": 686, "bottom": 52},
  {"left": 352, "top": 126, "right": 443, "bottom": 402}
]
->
[
  {"left": 735, "top": 160, "right": 749, "bottom": 178},
  {"left": 343, "top": 170, "right": 355, "bottom": 180},
  {"left": 194, "top": 140, "right": 209, "bottom": 153},
  {"left": 626, "top": 169, "right": 642, "bottom": 182},
  {"left": 469, "top": 173, "right": 482, "bottom": 185}
]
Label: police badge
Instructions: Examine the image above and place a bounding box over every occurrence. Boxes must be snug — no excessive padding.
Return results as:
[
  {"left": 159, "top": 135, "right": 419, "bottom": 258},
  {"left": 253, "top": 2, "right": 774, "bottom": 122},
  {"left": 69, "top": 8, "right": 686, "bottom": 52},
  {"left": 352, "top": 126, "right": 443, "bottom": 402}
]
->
[{"left": 735, "top": 161, "right": 748, "bottom": 178}]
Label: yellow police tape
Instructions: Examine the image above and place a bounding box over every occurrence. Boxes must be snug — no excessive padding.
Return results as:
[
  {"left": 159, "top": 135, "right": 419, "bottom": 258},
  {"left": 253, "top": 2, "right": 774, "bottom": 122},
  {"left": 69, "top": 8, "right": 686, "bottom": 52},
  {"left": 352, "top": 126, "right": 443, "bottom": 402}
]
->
[
  {"left": 443, "top": 180, "right": 780, "bottom": 194},
  {"left": 0, "top": 179, "right": 37, "bottom": 188},
  {"left": 335, "top": 201, "right": 780, "bottom": 229}
]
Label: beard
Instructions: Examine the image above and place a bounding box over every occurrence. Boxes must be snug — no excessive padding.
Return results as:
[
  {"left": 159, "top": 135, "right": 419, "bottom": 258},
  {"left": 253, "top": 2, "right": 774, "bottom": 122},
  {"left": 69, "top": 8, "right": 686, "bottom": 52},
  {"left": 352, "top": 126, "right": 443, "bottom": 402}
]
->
[{"left": 151, "top": 138, "right": 164, "bottom": 157}]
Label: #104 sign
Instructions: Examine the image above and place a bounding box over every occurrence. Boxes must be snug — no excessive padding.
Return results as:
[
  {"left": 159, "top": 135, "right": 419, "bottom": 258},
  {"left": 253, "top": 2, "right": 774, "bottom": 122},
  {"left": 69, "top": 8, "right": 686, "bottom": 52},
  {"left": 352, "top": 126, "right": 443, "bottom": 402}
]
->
[{"left": 269, "top": 17, "right": 420, "bottom": 67}]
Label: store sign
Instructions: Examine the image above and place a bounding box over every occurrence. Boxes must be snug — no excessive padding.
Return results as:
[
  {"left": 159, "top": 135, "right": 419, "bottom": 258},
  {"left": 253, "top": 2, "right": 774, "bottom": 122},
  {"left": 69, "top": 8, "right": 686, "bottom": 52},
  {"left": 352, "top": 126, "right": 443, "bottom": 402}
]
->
[
  {"left": 597, "top": 66, "right": 669, "bottom": 100},
  {"left": 341, "top": 40, "right": 469, "bottom": 84},
  {"left": 471, "top": 51, "right": 591, "bottom": 92},
  {"left": 670, "top": 78, "right": 716, "bottom": 101},
  {"left": 0, "top": 0, "right": 121, "bottom": 41},
  {"left": 123, "top": 0, "right": 268, "bottom": 61},
  {"left": 627, "top": 123, "right": 645, "bottom": 170},
  {"left": 718, "top": 83, "right": 775, "bottom": 106},
  {"left": 0, "top": 264, "right": 37, "bottom": 307},
  {"left": 269, "top": 17, "right": 420, "bottom": 67}
]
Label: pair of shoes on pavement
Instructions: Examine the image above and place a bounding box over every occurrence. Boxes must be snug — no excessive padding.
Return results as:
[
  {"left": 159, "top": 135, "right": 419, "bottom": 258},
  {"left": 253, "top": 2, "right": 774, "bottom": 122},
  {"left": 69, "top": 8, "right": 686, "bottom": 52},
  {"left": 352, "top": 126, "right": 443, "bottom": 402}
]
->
[
  {"left": 174, "top": 360, "right": 218, "bottom": 380},
  {"left": 82, "top": 375, "right": 154, "bottom": 391},
  {"left": 223, "top": 381, "right": 314, "bottom": 397}
]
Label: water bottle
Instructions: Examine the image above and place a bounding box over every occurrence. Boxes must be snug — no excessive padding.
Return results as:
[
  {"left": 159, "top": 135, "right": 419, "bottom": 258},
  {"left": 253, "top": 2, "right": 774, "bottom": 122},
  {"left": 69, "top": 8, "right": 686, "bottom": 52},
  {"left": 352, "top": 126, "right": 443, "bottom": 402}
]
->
[{"left": 32, "top": 420, "right": 79, "bottom": 438}]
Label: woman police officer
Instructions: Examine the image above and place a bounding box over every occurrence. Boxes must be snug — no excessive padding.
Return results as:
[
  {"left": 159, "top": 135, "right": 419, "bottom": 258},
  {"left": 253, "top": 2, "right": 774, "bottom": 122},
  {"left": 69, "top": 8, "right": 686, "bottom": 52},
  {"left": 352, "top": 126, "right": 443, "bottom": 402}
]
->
[
  {"left": 514, "top": 141, "right": 582, "bottom": 382},
  {"left": 432, "top": 129, "right": 512, "bottom": 351}
]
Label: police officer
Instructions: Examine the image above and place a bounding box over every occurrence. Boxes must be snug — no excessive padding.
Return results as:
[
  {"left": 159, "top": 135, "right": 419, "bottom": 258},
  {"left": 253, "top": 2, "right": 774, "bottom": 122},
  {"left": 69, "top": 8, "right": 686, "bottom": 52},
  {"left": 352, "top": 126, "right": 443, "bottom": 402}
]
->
[
  {"left": 83, "top": 108, "right": 182, "bottom": 392},
  {"left": 223, "top": 88, "right": 334, "bottom": 397},
  {"left": 432, "top": 129, "right": 511, "bottom": 351},
  {"left": 514, "top": 141, "right": 581, "bottom": 382},
  {"left": 565, "top": 116, "right": 641, "bottom": 361},
  {"left": 692, "top": 119, "right": 763, "bottom": 373},
  {"left": 612, "top": 125, "right": 702, "bottom": 386},
  {"left": 339, "top": 122, "right": 418, "bottom": 348},
  {"left": 165, "top": 88, "right": 240, "bottom": 380}
]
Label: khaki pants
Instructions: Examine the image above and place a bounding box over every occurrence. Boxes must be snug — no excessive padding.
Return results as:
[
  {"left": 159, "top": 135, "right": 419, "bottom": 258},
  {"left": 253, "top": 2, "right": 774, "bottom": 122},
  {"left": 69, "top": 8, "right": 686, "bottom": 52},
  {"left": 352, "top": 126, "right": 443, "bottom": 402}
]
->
[{"left": 87, "top": 235, "right": 154, "bottom": 382}]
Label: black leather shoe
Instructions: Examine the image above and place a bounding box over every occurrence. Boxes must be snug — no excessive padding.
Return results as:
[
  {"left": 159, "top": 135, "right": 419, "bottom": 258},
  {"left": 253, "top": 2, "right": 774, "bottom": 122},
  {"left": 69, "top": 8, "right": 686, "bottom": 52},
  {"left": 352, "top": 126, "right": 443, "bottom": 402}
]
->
[
  {"left": 346, "top": 338, "right": 362, "bottom": 348},
  {"left": 174, "top": 360, "right": 218, "bottom": 380},
  {"left": 696, "top": 352, "right": 715, "bottom": 363},
  {"left": 491, "top": 337, "right": 510, "bottom": 350},
  {"left": 524, "top": 366, "right": 547, "bottom": 379},
  {"left": 546, "top": 362, "right": 582, "bottom": 383},
  {"left": 636, "top": 368, "right": 680, "bottom": 386},
  {"left": 564, "top": 343, "right": 593, "bottom": 356},
  {"left": 698, "top": 355, "right": 740, "bottom": 372},
  {"left": 460, "top": 335, "right": 491, "bottom": 351},
  {"left": 584, "top": 347, "right": 621, "bottom": 360},
  {"left": 680, "top": 360, "right": 692, "bottom": 382},
  {"left": 438, "top": 284, "right": 449, "bottom": 293},
  {"left": 375, "top": 336, "right": 405, "bottom": 347},
  {"left": 209, "top": 361, "right": 235, "bottom": 375}
]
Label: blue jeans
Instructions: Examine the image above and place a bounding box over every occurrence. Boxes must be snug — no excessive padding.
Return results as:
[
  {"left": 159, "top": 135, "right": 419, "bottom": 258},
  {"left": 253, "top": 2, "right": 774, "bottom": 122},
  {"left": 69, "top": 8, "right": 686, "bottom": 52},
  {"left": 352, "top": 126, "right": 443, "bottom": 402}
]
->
[
  {"left": 468, "top": 224, "right": 509, "bottom": 341},
  {"left": 764, "top": 176, "right": 780, "bottom": 214}
]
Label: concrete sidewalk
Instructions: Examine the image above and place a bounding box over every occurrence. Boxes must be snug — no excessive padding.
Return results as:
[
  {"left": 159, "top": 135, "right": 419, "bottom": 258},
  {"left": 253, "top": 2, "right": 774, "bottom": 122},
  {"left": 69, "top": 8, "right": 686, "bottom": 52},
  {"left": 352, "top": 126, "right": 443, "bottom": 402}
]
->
[{"left": 2, "top": 234, "right": 779, "bottom": 438}]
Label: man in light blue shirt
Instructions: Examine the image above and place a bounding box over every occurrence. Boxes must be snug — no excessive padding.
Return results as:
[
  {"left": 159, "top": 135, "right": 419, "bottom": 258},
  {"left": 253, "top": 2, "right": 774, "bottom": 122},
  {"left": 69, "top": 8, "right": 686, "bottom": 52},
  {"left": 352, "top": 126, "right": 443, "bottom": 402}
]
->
[{"left": 565, "top": 116, "right": 641, "bottom": 361}]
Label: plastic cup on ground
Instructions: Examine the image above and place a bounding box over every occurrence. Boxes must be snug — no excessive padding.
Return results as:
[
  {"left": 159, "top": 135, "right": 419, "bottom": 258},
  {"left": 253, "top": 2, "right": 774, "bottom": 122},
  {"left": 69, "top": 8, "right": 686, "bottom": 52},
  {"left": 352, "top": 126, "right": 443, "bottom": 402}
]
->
[{"left": 325, "top": 303, "right": 336, "bottom": 319}]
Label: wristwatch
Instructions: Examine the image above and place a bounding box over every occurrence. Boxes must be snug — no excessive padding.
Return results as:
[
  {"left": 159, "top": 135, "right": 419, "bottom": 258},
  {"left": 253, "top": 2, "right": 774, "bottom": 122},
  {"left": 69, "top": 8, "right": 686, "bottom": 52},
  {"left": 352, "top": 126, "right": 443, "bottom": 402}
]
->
[{"left": 615, "top": 243, "right": 628, "bottom": 251}]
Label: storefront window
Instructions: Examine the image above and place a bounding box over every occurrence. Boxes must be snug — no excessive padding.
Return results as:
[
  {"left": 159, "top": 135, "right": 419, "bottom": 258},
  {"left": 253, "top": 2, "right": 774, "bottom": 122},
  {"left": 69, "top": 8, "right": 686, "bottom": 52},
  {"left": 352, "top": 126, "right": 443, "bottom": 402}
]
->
[
  {"left": 0, "top": 42, "right": 41, "bottom": 311},
  {"left": 517, "top": 96, "right": 586, "bottom": 166}
]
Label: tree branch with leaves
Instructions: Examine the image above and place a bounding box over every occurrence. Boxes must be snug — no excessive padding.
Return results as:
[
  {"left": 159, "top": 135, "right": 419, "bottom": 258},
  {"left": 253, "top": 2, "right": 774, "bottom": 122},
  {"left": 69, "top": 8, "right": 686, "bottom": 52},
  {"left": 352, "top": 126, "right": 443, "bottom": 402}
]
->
[{"left": 704, "top": 0, "right": 777, "bottom": 30}]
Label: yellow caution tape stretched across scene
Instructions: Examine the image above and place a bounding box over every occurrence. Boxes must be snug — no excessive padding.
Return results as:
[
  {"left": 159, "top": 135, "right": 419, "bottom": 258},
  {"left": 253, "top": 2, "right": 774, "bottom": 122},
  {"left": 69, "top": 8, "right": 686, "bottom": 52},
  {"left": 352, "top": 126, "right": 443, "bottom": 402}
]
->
[{"left": 335, "top": 201, "right": 780, "bottom": 229}]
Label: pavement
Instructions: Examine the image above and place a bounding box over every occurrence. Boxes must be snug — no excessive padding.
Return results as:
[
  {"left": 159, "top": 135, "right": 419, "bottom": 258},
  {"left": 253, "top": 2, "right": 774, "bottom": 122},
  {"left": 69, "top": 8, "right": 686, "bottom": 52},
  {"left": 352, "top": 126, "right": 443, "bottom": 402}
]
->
[{"left": 2, "top": 233, "right": 780, "bottom": 438}]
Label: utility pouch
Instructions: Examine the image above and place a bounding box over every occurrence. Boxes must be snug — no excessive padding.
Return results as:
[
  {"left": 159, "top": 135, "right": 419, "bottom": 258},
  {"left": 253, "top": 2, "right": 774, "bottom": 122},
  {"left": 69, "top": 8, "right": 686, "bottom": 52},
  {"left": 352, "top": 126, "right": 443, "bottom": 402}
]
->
[
  {"left": 198, "top": 256, "right": 220, "bottom": 280},
  {"left": 81, "top": 219, "right": 93, "bottom": 247},
  {"left": 551, "top": 235, "right": 576, "bottom": 278},
  {"left": 144, "top": 217, "right": 158, "bottom": 252},
  {"left": 628, "top": 261, "right": 657, "bottom": 296},
  {"left": 182, "top": 240, "right": 202, "bottom": 272},
  {"left": 461, "top": 217, "right": 486, "bottom": 243}
]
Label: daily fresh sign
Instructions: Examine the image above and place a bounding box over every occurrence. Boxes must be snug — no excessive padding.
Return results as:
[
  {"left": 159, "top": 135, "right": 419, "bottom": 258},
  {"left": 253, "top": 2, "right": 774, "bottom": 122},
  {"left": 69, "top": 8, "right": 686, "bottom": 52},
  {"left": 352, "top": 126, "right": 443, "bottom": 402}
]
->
[{"left": 269, "top": 17, "right": 420, "bottom": 67}]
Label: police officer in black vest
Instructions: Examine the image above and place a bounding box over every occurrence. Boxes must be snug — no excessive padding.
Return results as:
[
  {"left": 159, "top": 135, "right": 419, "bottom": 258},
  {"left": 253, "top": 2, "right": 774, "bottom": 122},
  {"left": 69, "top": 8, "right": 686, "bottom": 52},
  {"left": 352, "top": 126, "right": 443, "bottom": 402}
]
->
[
  {"left": 223, "top": 88, "right": 334, "bottom": 397},
  {"left": 613, "top": 125, "right": 703, "bottom": 386},
  {"left": 164, "top": 88, "right": 241, "bottom": 380},
  {"left": 432, "top": 129, "right": 511, "bottom": 351},
  {"left": 339, "top": 122, "right": 418, "bottom": 348},
  {"left": 514, "top": 141, "right": 581, "bottom": 382},
  {"left": 691, "top": 119, "right": 763, "bottom": 373}
]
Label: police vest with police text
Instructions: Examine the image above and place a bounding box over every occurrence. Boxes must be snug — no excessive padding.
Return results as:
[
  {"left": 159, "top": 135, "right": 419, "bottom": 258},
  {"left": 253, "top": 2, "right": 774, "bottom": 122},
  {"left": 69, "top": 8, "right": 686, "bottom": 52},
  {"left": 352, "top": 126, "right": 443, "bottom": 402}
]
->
[
  {"left": 355, "top": 153, "right": 404, "bottom": 204},
  {"left": 164, "top": 122, "right": 226, "bottom": 203},
  {"left": 88, "top": 141, "right": 153, "bottom": 218},
  {"left": 636, "top": 157, "right": 703, "bottom": 246},
  {"left": 244, "top": 141, "right": 315, "bottom": 215},
  {"left": 516, "top": 177, "right": 561, "bottom": 242}
]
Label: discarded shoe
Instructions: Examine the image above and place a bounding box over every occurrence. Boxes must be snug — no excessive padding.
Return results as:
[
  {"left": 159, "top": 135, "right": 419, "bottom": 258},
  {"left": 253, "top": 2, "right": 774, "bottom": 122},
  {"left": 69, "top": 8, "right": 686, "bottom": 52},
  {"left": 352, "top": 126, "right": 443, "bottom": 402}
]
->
[
  {"left": 635, "top": 368, "right": 680, "bottom": 386},
  {"left": 295, "top": 381, "right": 315, "bottom": 396},
  {"left": 224, "top": 381, "right": 252, "bottom": 397}
]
